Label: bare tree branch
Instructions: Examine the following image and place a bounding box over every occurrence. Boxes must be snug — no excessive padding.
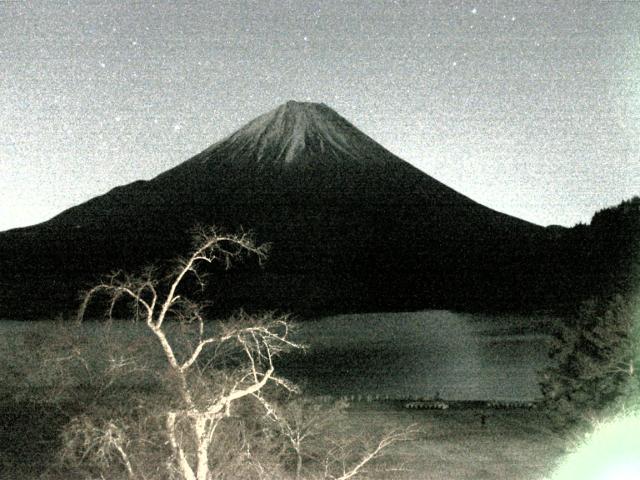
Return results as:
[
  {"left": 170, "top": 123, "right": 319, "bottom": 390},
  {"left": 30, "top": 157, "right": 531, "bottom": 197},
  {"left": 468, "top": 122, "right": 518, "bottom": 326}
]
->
[{"left": 329, "top": 426, "right": 420, "bottom": 480}]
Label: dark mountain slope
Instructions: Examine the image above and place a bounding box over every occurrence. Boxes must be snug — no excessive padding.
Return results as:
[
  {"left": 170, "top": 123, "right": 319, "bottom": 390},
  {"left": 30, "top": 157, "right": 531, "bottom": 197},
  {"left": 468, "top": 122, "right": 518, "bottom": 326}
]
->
[{"left": 0, "top": 101, "right": 554, "bottom": 318}]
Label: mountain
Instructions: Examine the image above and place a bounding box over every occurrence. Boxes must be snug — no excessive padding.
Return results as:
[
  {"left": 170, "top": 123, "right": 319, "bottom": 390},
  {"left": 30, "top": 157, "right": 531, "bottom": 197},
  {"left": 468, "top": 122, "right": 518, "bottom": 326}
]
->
[{"left": 0, "top": 101, "right": 556, "bottom": 318}]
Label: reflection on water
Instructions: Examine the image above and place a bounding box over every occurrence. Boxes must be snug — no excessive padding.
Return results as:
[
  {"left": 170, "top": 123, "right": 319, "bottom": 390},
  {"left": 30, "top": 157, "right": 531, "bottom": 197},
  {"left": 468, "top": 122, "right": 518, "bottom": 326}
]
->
[{"left": 278, "top": 310, "right": 555, "bottom": 401}]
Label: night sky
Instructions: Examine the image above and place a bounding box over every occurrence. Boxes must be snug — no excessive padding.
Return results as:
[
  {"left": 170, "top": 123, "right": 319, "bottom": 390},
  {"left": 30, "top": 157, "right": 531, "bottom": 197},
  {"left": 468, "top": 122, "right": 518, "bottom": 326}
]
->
[{"left": 1, "top": 0, "right": 638, "bottom": 231}]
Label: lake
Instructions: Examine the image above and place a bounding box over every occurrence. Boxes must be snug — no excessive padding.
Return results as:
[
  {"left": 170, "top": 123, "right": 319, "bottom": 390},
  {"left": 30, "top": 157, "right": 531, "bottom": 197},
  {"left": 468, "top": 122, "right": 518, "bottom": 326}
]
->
[
  {"left": 0, "top": 310, "right": 556, "bottom": 403},
  {"left": 278, "top": 310, "right": 556, "bottom": 402}
]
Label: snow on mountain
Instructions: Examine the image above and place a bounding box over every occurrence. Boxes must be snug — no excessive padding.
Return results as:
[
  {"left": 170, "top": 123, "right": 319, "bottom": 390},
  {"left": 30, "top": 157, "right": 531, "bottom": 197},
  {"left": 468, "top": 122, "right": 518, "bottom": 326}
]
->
[{"left": 196, "top": 101, "right": 401, "bottom": 169}]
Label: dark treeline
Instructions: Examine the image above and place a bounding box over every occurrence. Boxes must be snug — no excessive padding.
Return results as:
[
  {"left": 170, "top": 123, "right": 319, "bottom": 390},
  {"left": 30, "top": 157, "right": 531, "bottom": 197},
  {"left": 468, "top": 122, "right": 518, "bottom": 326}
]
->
[
  {"left": 0, "top": 195, "right": 637, "bottom": 321},
  {"left": 539, "top": 197, "right": 640, "bottom": 428},
  {"left": 546, "top": 196, "right": 640, "bottom": 313}
]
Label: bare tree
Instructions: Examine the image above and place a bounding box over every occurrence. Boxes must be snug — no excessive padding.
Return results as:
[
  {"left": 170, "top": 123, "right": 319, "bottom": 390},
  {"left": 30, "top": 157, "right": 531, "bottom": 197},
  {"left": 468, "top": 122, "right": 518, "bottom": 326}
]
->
[
  {"left": 76, "top": 227, "right": 302, "bottom": 480},
  {"left": 265, "top": 396, "right": 419, "bottom": 480},
  {"left": 61, "top": 226, "right": 416, "bottom": 480},
  {"left": 322, "top": 426, "right": 417, "bottom": 480},
  {"left": 267, "top": 396, "right": 342, "bottom": 479}
]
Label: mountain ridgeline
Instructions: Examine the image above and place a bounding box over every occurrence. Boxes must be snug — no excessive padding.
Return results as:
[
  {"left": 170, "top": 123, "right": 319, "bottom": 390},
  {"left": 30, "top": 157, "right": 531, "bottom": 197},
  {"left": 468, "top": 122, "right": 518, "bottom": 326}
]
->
[{"left": 0, "top": 102, "right": 637, "bottom": 319}]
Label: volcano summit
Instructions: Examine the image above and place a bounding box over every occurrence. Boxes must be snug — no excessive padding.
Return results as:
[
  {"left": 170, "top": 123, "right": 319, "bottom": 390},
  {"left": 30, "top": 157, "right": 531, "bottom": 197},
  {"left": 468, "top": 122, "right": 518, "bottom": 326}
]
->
[
  {"left": 0, "top": 101, "right": 554, "bottom": 317},
  {"left": 207, "top": 100, "right": 390, "bottom": 167}
]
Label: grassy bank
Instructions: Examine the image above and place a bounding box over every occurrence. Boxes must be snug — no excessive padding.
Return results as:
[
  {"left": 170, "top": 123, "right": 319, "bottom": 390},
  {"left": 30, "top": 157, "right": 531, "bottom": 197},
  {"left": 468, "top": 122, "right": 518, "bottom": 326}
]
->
[
  {"left": 320, "top": 402, "right": 565, "bottom": 480},
  {"left": 1, "top": 399, "right": 566, "bottom": 480}
]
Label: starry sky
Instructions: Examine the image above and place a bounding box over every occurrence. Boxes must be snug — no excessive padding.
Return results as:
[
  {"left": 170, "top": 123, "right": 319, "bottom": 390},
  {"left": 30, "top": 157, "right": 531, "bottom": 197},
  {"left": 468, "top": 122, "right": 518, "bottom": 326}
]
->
[{"left": 1, "top": 0, "right": 639, "bottom": 231}]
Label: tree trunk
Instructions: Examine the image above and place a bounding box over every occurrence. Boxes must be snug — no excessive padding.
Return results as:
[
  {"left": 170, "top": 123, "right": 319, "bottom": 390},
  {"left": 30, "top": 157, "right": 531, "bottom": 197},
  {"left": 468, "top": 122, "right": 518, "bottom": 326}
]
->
[
  {"left": 195, "top": 417, "right": 211, "bottom": 480},
  {"left": 295, "top": 446, "right": 303, "bottom": 480},
  {"left": 167, "top": 413, "right": 197, "bottom": 480}
]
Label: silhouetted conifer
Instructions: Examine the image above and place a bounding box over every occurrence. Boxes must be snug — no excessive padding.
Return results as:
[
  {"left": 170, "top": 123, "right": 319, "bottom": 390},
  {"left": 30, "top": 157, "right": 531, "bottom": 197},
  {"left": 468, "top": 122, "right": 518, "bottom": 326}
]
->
[{"left": 540, "top": 294, "right": 639, "bottom": 428}]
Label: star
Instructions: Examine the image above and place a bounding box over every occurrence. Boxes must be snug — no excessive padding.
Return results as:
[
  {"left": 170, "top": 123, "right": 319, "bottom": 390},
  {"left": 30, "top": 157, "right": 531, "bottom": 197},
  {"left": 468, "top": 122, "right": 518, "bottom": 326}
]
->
[{"left": 471, "top": 8, "right": 477, "bottom": 15}]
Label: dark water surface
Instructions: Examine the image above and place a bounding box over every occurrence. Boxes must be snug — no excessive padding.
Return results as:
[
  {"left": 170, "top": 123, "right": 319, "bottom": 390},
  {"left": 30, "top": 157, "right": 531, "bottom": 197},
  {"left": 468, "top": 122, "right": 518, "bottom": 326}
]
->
[
  {"left": 278, "top": 310, "right": 555, "bottom": 402},
  {"left": 0, "top": 311, "right": 555, "bottom": 402}
]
